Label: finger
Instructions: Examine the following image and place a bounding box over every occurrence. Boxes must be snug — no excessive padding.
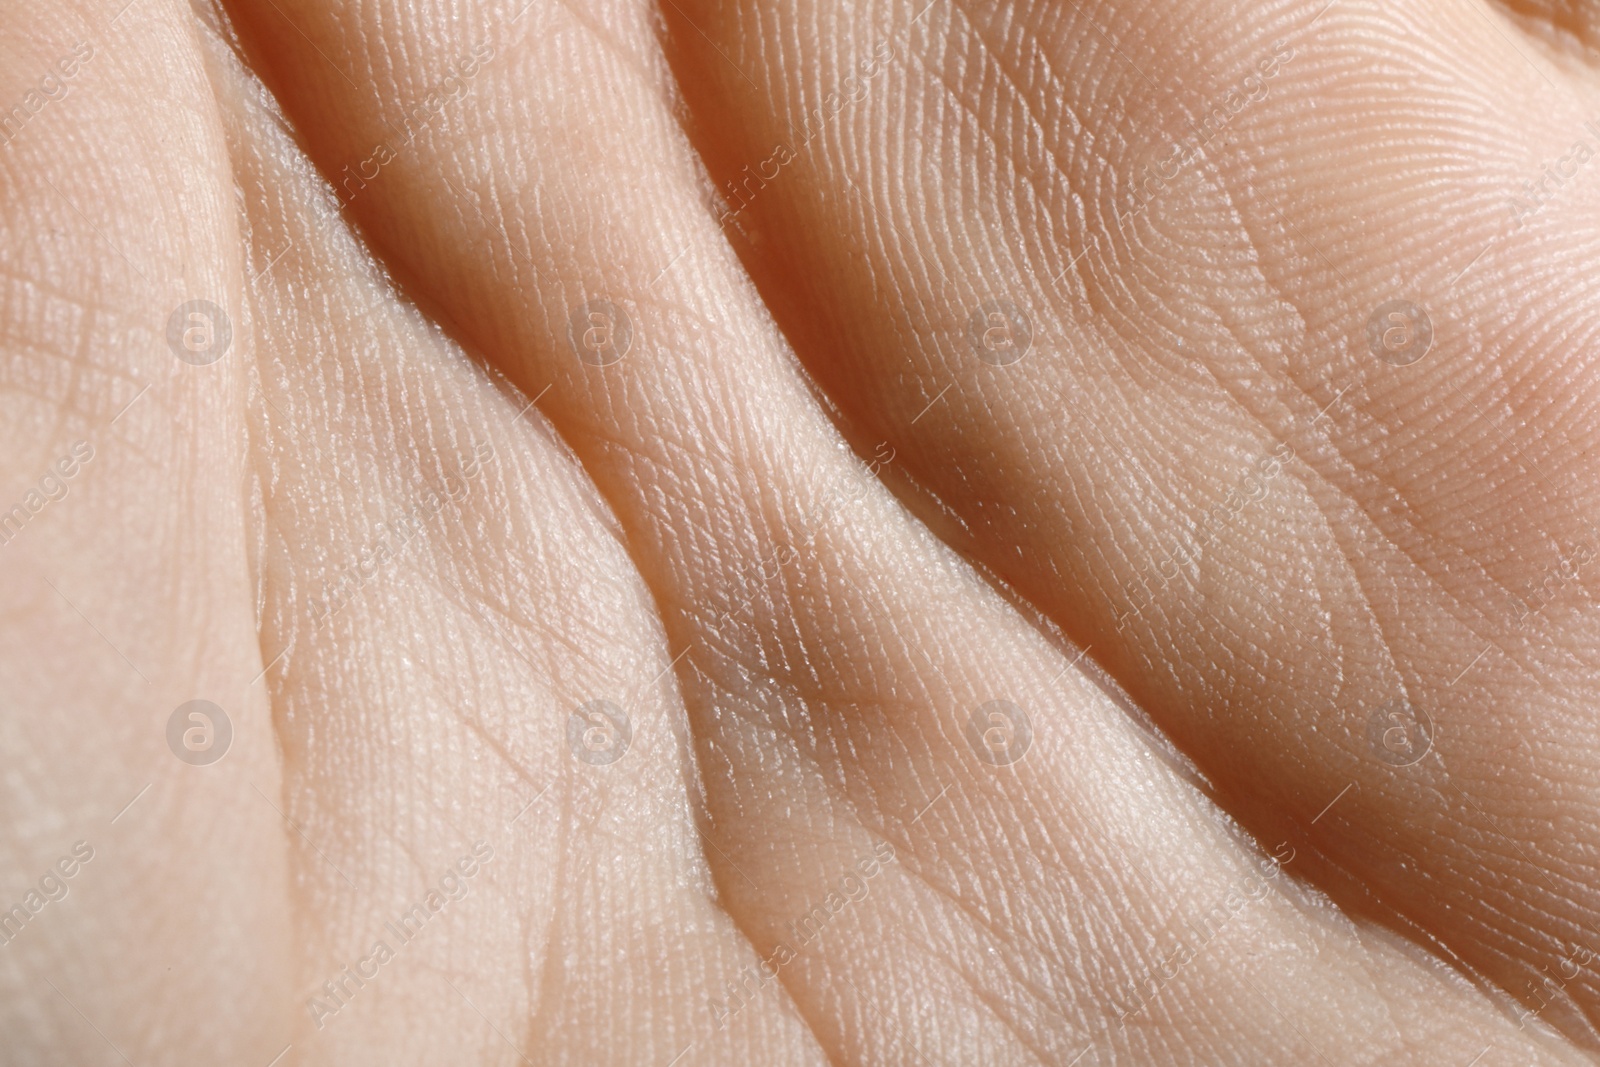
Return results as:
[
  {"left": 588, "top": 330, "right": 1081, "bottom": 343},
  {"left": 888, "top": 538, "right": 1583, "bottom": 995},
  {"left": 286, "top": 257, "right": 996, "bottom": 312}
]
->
[
  {"left": 0, "top": 0, "right": 293, "bottom": 1060},
  {"left": 228, "top": 0, "right": 1586, "bottom": 1060},
  {"left": 662, "top": 0, "right": 1600, "bottom": 1044},
  {"left": 198, "top": 15, "right": 825, "bottom": 1064}
]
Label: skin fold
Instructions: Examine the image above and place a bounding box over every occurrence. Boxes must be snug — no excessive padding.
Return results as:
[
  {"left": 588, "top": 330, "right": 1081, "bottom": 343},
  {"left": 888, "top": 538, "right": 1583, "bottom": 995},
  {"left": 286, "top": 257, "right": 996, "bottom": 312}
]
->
[{"left": 0, "top": 0, "right": 1598, "bottom": 1063}]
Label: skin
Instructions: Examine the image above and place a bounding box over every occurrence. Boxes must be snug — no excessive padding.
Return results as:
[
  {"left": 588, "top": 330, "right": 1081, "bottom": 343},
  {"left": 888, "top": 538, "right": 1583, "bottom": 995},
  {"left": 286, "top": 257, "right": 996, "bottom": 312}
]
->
[{"left": 1, "top": 0, "right": 1598, "bottom": 1062}]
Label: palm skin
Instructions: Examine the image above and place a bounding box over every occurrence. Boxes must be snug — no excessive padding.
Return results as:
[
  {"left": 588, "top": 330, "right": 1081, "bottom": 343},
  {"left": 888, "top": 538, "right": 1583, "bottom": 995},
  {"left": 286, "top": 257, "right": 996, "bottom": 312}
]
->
[{"left": 3, "top": 0, "right": 1600, "bottom": 1063}]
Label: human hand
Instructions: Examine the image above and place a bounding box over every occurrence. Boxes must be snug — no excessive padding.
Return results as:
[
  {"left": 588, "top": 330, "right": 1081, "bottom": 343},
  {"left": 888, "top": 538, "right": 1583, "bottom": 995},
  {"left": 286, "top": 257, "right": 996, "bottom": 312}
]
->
[{"left": 5, "top": 0, "right": 1600, "bottom": 1063}]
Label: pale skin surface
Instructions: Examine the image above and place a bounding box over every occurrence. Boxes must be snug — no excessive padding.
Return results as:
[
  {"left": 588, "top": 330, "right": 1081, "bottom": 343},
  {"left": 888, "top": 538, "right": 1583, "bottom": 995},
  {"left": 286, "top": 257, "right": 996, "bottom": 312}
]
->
[{"left": 2, "top": 0, "right": 1600, "bottom": 1062}]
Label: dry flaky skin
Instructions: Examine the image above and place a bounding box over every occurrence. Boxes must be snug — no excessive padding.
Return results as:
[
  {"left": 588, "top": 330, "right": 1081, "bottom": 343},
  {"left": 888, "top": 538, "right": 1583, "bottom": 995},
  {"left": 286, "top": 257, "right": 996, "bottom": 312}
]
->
[{"left": 1, "top": 0, "right": 1598, "bottom": 1063}]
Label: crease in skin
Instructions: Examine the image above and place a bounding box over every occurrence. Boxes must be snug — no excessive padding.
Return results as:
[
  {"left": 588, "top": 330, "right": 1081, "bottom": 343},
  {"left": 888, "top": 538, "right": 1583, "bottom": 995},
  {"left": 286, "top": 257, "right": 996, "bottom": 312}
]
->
[
  {"left": 1190, "top": 0, "right": 1600, "bottom": 991},
  {"left": 0, "top": 0, "right": 1574, "bottom": 1060},
  {"left": 190, "top": 7, "right": 833, "bottom": 1064},
  {"left": 646, "top": 0, "right": 1600, "bottom": 1049},
  {"left": 207, "top": 0, "right": 1600, "bottom": 1060}
]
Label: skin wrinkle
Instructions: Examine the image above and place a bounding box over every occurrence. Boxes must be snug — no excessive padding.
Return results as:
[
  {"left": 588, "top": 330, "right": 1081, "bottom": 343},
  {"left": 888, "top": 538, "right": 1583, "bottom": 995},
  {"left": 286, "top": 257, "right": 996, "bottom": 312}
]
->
[
  {"left": 526, "top": 770, "right": 570, "bottom": 1054},
  {"left": 958, "top": 974, "right": 1060, "bottom": 1065},
  {"left": 217, "top": 14, "right": 825, "bottom": 1063},
  {"left": 892, "top": 834, "right": 1078, "bottom": 1018},
  {"left": 1235, "top": 0, "right": 1523, "bottom": 796},
  {"left": 1279, "top": 377, "right": 1584, "bottom": 675},
  {"left": 646, "top": 0, "right": 1600, "bottom": 1049},
  {"left": 705, "top": 555, "right": 1183, "bottom": 1057},
  {"left": 9, "top": 0, "right": 1600, "bottom": 1059}
]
